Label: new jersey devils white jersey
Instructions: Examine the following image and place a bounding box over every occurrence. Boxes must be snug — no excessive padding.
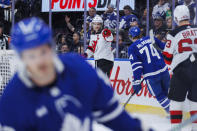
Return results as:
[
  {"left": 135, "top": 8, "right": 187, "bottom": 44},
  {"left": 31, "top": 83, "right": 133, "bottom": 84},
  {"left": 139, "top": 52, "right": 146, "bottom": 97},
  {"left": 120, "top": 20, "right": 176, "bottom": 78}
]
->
[
  {"left": 163, "top": 25, "right": 197, "bottom": 71},
  {"left": 86, "top": 29, "right": 114, "bottom": 62}
]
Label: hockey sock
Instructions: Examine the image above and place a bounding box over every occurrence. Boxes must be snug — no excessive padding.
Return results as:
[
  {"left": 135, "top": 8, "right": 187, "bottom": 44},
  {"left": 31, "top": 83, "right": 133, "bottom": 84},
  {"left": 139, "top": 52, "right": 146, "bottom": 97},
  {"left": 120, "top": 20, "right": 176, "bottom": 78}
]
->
[
  {"left": 170, "top": 100, "right": 183, "bottom": 129},
  {"left": 189, "top": 100, "right": 197, "bottom": 130},
  {"left": 159, "top": 97, "right": 170, "bottom": 113}
]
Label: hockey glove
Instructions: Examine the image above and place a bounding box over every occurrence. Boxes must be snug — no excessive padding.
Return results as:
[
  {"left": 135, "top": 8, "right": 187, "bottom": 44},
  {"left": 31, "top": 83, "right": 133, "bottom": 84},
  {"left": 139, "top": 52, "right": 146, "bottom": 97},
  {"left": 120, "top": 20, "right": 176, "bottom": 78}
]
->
[
  {"left": 102, "top": 28, "right": 111, "bottom": 37},
  {"left": 132, "top": 80, "right": 142, "bottom": 94},
  {"left": 133, "top": 84, "right": 142, "bottom": 94}
]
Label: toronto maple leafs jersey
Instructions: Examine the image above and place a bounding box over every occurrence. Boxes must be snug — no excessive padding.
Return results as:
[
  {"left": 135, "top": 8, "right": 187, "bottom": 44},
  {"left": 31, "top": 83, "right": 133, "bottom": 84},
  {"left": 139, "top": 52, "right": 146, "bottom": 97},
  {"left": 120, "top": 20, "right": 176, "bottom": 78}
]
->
[
  {"left": 119, "top": 14, "right": 139, "bottom": 30},
  {"left": 101, "top": 12, "right": 117, "bottom": 29},
  {"left": 152, "top": 2, "right": 170, "bottom": 20},
  {"left": 0, "top": 53, "right": 142, "bottom": 131},
  {"left": 86, "top": 29, "right": 114, "bottom": 62},
  {"left": 163, "top": 25, "right": 197, "bottom": 71},
  {"left": 128, "top": 36, "right": 168, "bottom": 82}
]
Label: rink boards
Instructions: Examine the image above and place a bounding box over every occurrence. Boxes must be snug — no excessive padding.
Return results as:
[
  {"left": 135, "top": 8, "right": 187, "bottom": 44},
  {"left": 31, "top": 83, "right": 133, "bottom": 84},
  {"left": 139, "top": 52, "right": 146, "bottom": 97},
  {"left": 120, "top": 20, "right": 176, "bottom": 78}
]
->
[
  {"left": 87, "top": 59, "right": 190, "bottom": 118},
  {"left": 0, "top": 50, "right": 190, "bottom": 118}
]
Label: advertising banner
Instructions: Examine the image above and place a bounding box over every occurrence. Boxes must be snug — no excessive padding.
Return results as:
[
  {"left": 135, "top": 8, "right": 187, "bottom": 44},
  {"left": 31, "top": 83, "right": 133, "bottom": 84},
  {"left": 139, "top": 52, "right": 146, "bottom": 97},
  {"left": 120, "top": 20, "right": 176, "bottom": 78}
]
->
[{"left": 42, "top": 0, "right": 135, "bottom": 12}]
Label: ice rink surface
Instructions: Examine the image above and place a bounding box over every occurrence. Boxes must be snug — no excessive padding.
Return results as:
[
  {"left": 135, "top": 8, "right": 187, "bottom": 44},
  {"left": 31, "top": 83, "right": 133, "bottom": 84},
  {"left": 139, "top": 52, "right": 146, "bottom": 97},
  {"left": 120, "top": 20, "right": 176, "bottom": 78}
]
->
[{"left": 93, "top": 113, "right": 192, "bottom": 131}]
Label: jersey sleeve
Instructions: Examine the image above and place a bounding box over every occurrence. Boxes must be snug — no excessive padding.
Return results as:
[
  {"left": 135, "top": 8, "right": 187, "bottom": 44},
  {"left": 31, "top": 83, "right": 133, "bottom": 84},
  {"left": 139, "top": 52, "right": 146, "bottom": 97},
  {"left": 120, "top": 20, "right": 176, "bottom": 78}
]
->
[
  {"left": 162, "top": 33, "right": 174, "bottom": 65},
  {"left": 154, "top": 37, "right": 165, "bottom": 50},
  {"left": 92, "top": 69, "right": 142, "bottom": 131},
  {"left": 85, "top": 36, "right": 95, "bottom": 58},
  {"left": 61, "top": 54, "right": 143, "bottom": 131},
  {"left": 128, "top": 46, "right": 143, "bottom": 84},
  {"left": 0, "top": 83, "right": 27, "bottom": 131}
]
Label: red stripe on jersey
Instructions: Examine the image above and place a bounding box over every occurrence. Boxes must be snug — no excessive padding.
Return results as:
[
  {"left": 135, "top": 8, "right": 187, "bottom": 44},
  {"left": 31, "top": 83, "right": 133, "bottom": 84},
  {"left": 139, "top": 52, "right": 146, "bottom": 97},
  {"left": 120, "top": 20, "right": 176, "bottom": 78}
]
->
[
  {"left": 163, "top": 51, "right": 173, "bottom": 59},
  {"left": 164, "top": 59, "right": 172, "bottom": 65},
  {"left": 170, "top": 111, "right": 183, "bottom": 115},
  {"left": 171, "top": 119, "right": 182, "bottom": 123},
  {"left": 163, "top": 51, "right": 173, "bottom": 65},
  {"left": 87, "top": 46, "right": 94, "bottom": 52},
  {"left": 190, "top": 111, "right": 197, "bottom": 123}
]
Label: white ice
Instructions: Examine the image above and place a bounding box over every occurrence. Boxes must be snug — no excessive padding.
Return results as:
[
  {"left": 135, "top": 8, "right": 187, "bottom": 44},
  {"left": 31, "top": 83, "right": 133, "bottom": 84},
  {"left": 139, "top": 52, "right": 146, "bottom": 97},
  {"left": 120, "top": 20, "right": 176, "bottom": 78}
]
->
[{"left": 93, "top": 113, "right": 192, "bottom": 131}]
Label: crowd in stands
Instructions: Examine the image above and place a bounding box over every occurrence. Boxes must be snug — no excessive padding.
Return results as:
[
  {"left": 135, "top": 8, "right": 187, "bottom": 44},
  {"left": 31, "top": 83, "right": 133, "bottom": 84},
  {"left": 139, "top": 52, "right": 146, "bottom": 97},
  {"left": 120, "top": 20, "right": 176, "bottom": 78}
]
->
[{"left": 0, "top": 0, "right": 196, "bottom": 58}]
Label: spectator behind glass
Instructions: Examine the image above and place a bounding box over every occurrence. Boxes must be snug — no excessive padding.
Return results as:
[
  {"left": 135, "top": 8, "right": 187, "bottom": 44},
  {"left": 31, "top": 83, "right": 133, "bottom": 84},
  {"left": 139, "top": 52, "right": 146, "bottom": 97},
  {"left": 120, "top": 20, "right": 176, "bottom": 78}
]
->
[
  {"left": 80, "top": 21, "right": 91, "bottom": 43},
  {"left": 56, "top": 34, "right": 67, "bottom": 53},
  {"left": 0, "top": 21, "right": 9, "bottom": 50},
  {"left": 166, "top": 10, "right": 172, "bottom": 30},
  {"left": 60, "top": 44, "right": 70, "bottom": 54},
  {"left": 152, "top": 14, "right": 168, "bottom": 41},
  {"left": 87, "top": 7, "right": 100, "bottom": 29},
  {"left": 65, "top": 15, "right": 75, "bottom": 32},
  {"left": 178, "top": 0, "right": 196, "bottom": 24},
  {"left": 101, "top": 4, "right": 117, "bottom": 30},
  {"left": 112, "top": 33, "right": 128, "bottom": 58},
  {"left": 140, "top": 8, "right": 154, "bottom": 36},
  {"left": 152, "top": 0, "right": 170, "bottom": 21},
  {"left": 119, "top": 5, "right": 139, "bottom": 30},
  {"left": 70, "top": 32, "right": 82, "bottom": 53},
  {"left": 0, "top": 0, "right": 11, "bottom": 22}
]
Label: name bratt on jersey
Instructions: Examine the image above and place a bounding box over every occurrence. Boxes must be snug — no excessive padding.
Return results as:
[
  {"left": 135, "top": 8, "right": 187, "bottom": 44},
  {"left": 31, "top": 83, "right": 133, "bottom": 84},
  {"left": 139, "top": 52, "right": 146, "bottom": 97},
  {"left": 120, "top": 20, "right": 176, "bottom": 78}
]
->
[{"left": 182, "top": 29, "right": 197, "bottom": 38}]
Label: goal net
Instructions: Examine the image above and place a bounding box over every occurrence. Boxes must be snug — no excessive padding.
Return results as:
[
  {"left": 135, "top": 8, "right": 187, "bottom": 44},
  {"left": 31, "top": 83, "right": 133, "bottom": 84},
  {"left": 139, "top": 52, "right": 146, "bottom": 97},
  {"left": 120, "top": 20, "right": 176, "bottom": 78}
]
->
[{"left": 0, "top": 50, "right": 17, "bottom": 95}]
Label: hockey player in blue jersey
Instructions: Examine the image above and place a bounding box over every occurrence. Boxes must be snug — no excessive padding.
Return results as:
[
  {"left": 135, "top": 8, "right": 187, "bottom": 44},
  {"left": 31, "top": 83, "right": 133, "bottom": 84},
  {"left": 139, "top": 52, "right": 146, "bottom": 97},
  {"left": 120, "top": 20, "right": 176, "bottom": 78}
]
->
[
  {"left": 128, "top": 26, "right": 170, "bottom": 114},
  {"left": 0, "top": 17, "right": 154, "bottom": 131}
]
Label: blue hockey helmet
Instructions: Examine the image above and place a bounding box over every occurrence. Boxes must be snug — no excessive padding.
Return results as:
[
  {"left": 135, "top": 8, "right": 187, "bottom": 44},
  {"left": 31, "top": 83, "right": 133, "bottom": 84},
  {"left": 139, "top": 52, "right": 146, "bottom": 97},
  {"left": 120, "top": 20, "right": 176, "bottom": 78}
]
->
[
  {"left": 11, "top": 17, "right": 53, "bottom": 53},
  {"left": 128, "top": 26, "right": 141, "bottom": 38}
]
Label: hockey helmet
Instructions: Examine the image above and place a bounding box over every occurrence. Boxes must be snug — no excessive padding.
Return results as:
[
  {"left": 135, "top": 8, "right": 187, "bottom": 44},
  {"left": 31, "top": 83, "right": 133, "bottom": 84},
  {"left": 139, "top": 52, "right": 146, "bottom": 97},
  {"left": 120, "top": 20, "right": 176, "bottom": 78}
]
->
[
  {"left": 174, "top": 5, "right": 190, "bottom": 25},
  {"left": 11, "top": 17, "right": 53, "bottom": 53},
  {"left": 128, "top": 26, "right": 141, "bottom": 38},
  {"left": 92, "top": 16, "right": 103, "bottom": 24}
]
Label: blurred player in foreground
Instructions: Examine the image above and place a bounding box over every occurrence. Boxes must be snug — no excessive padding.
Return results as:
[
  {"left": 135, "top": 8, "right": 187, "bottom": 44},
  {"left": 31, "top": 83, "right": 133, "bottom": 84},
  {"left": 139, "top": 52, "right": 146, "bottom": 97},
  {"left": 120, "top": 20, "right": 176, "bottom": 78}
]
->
[
  {"left": 0, "top": 17, "right": 153, "bottom": 131},
  {"left": 128, "top": 26, "right": 170, "bottom": 114},
  {"left": 163, "top": 5, "right": 197, "bottom": 130},
  {"left": 85, "top": 16, "right": 114, "bottom": 78}
]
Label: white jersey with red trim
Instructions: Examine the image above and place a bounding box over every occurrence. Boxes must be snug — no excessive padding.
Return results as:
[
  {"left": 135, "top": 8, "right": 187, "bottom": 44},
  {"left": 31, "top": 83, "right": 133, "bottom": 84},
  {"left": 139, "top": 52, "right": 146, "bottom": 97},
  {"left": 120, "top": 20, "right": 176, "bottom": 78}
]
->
[
  {"left": 86, "top": 29, "right": 114, "bottom": 62},
  {"left": 163, "top": 25, "right": 197, "bottom": 71}
]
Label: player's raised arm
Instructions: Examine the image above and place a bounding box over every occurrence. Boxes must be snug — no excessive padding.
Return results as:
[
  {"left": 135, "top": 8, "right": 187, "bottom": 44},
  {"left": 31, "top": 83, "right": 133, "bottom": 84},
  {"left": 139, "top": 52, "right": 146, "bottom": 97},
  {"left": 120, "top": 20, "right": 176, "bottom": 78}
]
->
[{"left": 154, "top": 37, "right": 166, "bottom": 50}]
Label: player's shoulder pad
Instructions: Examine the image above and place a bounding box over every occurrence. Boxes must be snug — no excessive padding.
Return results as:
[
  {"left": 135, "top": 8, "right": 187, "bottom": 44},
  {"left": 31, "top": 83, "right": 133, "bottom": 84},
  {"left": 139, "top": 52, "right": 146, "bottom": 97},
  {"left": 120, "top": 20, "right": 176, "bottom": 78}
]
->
[{"left": 169, "top": 25, "right": 197, "bottom": 37}]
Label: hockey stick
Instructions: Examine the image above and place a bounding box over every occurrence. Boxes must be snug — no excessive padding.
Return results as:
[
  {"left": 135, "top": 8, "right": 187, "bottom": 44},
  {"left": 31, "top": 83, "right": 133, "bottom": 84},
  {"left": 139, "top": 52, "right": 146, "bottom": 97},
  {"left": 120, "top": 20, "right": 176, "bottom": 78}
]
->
[
  {"left": 123, "top": 79, "right": 145, "bottom": 108},
  {"left": 169, "top": 114, "right": 197, "bottom": 131},
  {"left": 149, "top": 29, "right": 163, "bottom": 53}
]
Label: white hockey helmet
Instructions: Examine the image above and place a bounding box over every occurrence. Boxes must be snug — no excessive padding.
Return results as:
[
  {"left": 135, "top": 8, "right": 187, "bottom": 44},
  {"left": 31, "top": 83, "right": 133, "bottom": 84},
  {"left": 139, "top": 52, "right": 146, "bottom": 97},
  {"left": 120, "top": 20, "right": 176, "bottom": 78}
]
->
[
  {"left": 92, "top": 16, "right": 103, "bottom": 24},
  {"left": 174, "top": 5, "right": 190, "bottom": 25}
]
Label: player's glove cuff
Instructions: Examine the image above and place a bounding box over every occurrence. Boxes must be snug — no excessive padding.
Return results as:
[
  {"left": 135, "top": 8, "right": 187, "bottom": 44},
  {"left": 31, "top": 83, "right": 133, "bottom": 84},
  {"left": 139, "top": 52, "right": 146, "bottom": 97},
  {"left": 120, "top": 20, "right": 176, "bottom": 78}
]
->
[{"left": 132, "top": 80, "right": 141, "bottom": 85}]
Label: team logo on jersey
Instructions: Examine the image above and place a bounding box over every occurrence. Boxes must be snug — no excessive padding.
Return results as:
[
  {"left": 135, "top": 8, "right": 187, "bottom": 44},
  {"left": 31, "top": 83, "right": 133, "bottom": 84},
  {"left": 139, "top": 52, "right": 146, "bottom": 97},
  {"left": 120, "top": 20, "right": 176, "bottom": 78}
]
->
[
  {"left": 61, "top": 113, "right": 90, "bottom": 131},
  {"left": 54, "top": 95, "right": 91, "bottom": 131},
  {"left": 55, "top": 95, "right": 82, "bottom": 118}
]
